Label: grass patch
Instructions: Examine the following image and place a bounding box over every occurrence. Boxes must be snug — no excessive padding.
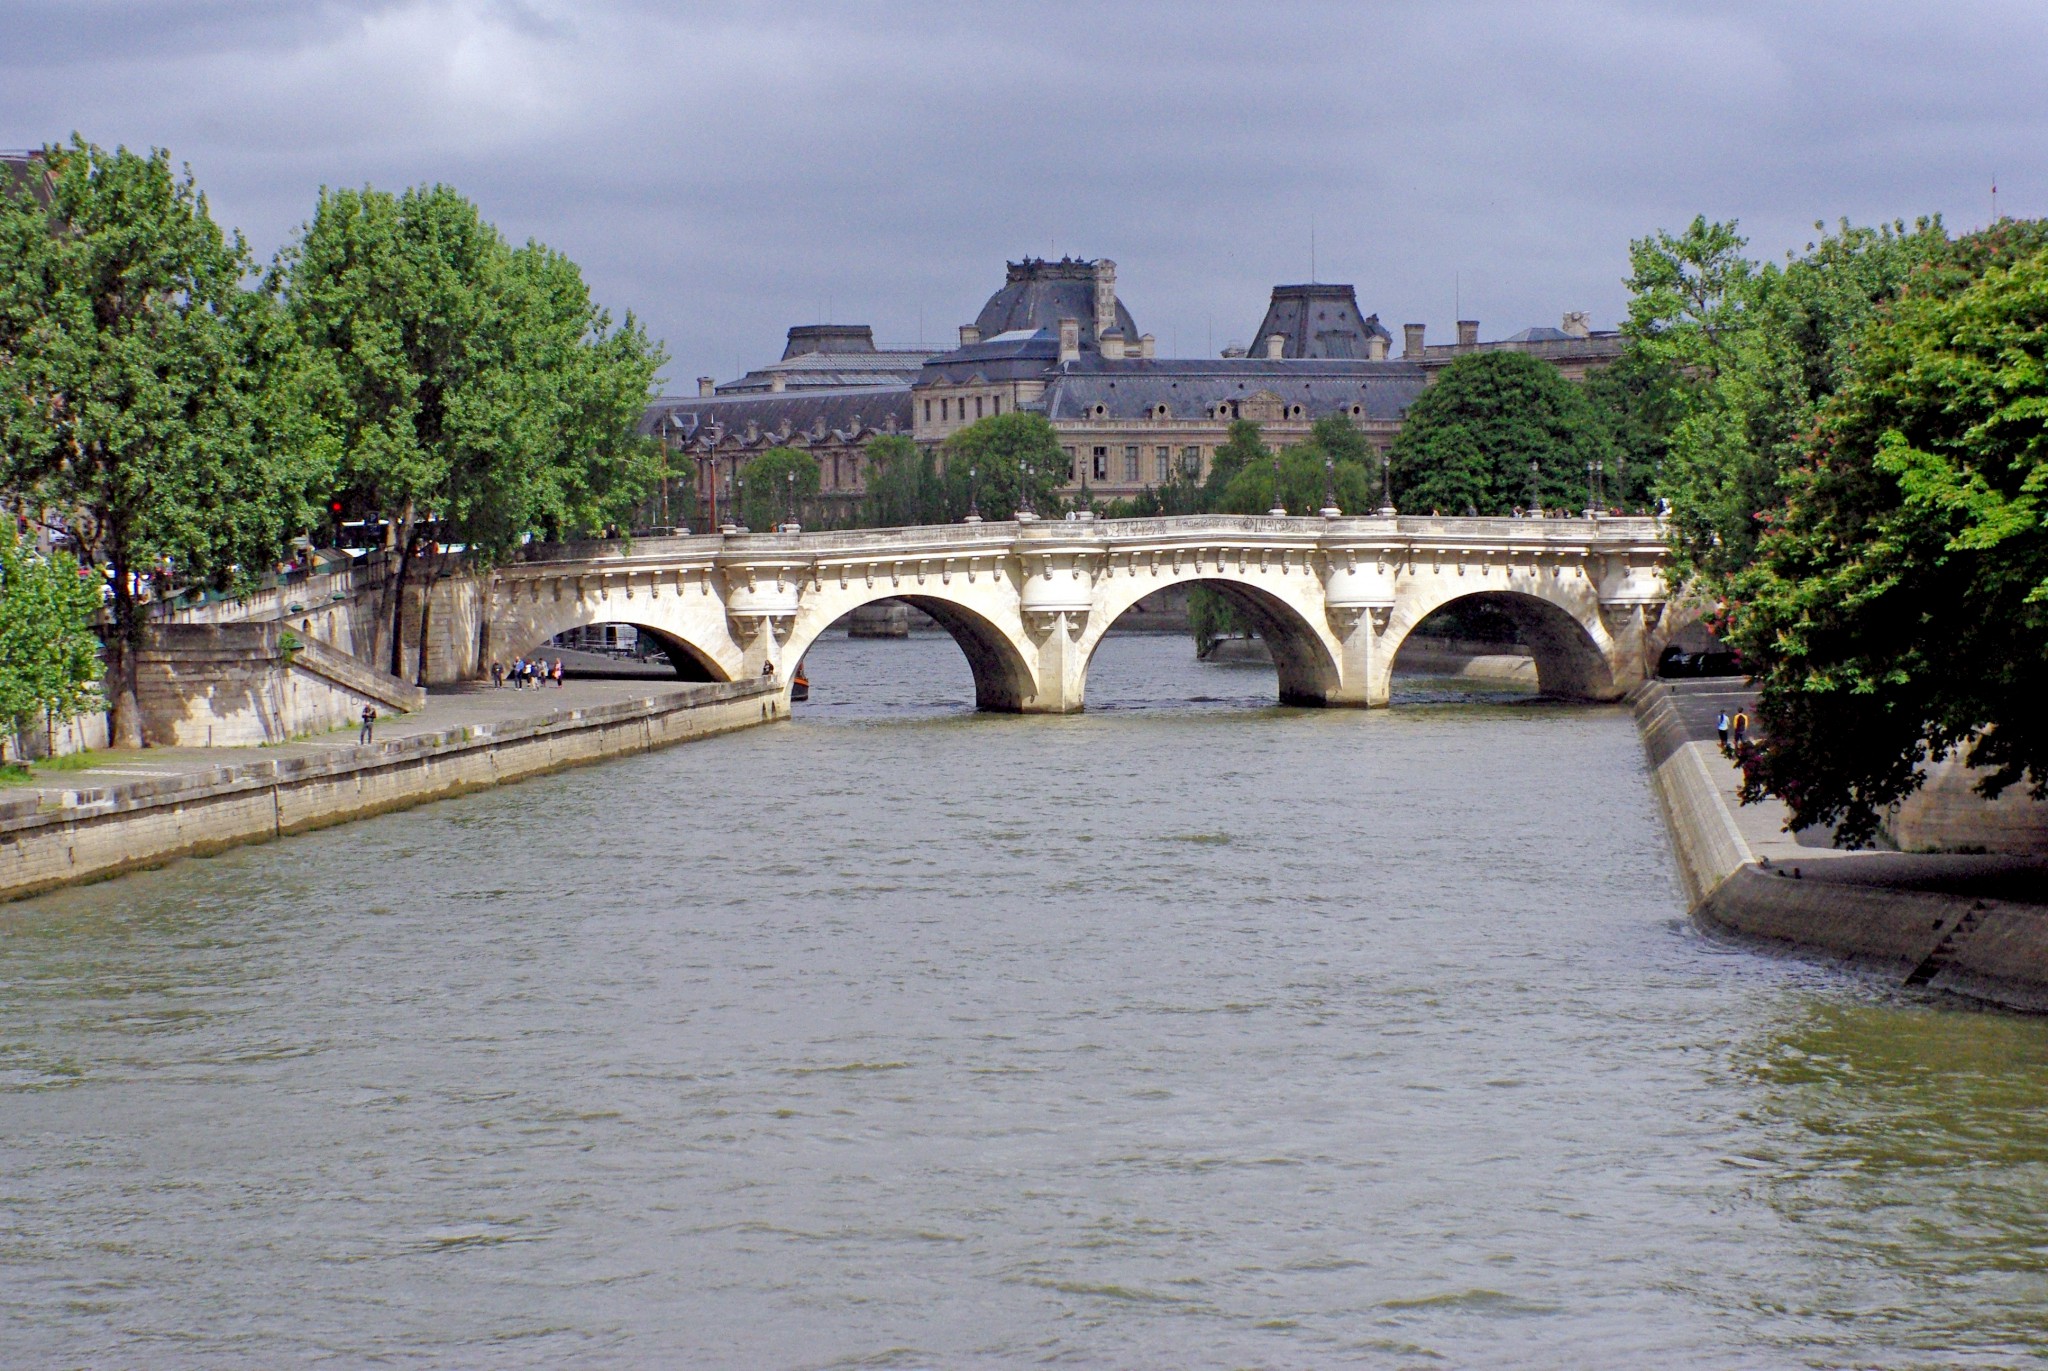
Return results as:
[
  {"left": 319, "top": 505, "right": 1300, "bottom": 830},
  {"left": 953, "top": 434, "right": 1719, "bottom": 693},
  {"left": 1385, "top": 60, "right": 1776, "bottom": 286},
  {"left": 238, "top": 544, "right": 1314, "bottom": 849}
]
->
[
  {"left": 0, "top": 762, "right": 32, "bottom": 785},
  {"left": 33, "top": 751, "right": 106, "bottom": 773}
]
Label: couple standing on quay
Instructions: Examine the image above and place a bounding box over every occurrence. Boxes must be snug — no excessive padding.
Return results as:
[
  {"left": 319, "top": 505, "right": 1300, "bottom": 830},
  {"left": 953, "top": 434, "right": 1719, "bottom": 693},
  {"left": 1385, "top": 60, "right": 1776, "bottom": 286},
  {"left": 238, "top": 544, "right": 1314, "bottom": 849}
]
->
[{"left": 491, "top": 658, "right": 562, "bottom": 689}]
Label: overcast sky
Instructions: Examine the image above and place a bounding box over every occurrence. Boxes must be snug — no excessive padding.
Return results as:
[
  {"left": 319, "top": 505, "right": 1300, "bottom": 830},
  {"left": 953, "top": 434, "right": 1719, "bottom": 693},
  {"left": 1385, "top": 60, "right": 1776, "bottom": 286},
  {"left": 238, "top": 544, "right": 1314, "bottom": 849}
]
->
[{"left": 7, "top": 1, "right": 2042, "bottom": 388}]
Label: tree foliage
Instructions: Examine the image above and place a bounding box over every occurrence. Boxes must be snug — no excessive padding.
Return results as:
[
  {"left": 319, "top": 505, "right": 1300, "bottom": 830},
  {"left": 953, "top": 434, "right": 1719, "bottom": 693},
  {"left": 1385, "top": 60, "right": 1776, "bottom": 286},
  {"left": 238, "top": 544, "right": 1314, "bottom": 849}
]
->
[
  {"left": 0, "top": 137, "right": 334, "bottom": 744},
  {"left": 860, "top": 433, "right": 940, "bottom": 528},
  {"left": 0, "top": 535, "right": 103, "bottom": 750},
  {"left": 1629, "top": 214, "right": 1962, "bottom": 583},
  {"left": 1386, "top": 351, "right": 1614, "bottom": 515},
  {"left": 281, "top": 182, "right": 666, "bottom": 676},
  {"left": 1723, "top": 227, "right": 2048, "bottom": 843},
  {"left": 738, "top": 446, "right": 820, "bottom": 530},
  {"left": 939, "top": 413, "right": 1071, "bottom": 521}
]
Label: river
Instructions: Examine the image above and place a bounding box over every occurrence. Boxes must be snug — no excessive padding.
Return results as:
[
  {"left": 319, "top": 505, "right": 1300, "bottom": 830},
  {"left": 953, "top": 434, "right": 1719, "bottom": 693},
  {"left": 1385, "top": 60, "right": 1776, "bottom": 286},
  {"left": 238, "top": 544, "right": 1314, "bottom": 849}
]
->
[{"left": 3, "top": 633, "right": 2045, "bottom": 1368}]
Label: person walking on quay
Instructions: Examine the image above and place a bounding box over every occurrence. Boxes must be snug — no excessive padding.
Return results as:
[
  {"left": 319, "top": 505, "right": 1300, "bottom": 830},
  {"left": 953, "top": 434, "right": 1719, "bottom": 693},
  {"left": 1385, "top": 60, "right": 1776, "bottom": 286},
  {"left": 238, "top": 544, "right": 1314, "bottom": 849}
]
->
[
  {"left": 551, "top": 658, "right": 563, "bottom": 688},
  {"left": 490, "top": 660, "right": 504, "bottom": 688},
  {"left": 359, "top": 704, "right": 376, "bottom": 744},
  {"left": 1732, "top": 710, "right": 1749, "bottom": 747},
  {"left": 1716, "top": 709, "right": 1730, "bottom": 750}
]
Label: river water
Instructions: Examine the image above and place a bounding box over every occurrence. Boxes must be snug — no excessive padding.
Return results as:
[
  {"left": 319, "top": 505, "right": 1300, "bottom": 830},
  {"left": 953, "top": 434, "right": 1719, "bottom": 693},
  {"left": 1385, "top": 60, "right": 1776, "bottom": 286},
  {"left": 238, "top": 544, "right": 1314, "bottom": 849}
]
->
[{"left": 4, "top": 633, "right": 2046, "bottom": 1368}]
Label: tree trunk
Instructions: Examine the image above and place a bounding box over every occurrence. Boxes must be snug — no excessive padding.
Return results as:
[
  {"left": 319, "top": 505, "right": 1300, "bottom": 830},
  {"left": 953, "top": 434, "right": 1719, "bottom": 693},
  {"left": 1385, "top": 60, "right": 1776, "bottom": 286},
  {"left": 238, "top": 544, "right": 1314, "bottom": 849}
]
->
[
  {"left": 387, "top": 506, "right": 419, "bottom": 679},
  {"left": 413, "top": 554, "right": 441, "bottom": 687},
  {"left": 107, "top": 565, "right": 143, "bottom": 750}
]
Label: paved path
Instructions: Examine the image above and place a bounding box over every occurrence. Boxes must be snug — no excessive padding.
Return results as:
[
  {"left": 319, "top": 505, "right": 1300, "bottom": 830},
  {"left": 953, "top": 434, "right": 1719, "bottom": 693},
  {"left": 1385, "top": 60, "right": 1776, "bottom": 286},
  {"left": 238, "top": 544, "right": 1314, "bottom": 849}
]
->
[
  {"left": 0, "top": 678, "right": 705, "bottom": 804},
  {"left": 1654, "top": 679, "right": 2048, "bottom": 902}
]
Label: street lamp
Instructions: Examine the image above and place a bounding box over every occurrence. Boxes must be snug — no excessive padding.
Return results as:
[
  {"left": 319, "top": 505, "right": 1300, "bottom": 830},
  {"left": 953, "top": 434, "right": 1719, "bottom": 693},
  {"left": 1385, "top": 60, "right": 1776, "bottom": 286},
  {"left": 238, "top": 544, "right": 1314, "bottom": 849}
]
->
[
  {"left": 1528, "top": 456, "right": 1541, "bottom": 517},
  {"left": 1017, "top": 454, "right": 1034, "bottom": 520},
  {"left": 1379, "top": 453, "right": 1397, "bottom": 516},
  {"left": 965, "top": 465, "right": 982, "bottom": 523},
  {"left": 735, "top": 473, "right": 746, "bottom": 532},
  {"left": 1321, "top": 452, "right": 1340, "bottom": 518},
  {"left": 784, "top": 467, "right": 796, "bottom": 530},
  {"left": 1268, "top": 449, "right": 1286, "bottom": 517}
]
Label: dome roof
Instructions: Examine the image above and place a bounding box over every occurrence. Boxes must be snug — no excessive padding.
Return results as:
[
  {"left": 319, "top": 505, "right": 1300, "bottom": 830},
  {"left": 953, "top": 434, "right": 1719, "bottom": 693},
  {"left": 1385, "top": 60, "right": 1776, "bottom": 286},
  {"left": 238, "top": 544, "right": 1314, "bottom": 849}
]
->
[{"left": 973, "top": 257, "right": 1138, "bottom": 355}]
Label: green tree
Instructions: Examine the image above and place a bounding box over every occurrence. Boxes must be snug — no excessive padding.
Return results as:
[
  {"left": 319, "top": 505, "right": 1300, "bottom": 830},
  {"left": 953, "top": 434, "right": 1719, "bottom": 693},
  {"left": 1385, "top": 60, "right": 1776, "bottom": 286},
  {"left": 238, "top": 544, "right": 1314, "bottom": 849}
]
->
[
  {"left": 0, "top": 137, "right": 333, "bottom": 745},
  {"left": 1723, "top": 228, "right": 2048, "bottom": 844},
  {"left": 282, "top": 183, "right": 664, "bottom": 680},
  {"left": 739, "top": 447, "right": 820, "bottom": 530},
  {"left": 1202, "top": 420, "right": 1271, "bottom": 509},
  {"left": 860, "top": 433, "right": 938, "bottom": 527},
  {"left": 0, "top": 535, "right": 104, "bottom": 754},
  {"left": 940, "top": 412, "right": 1070, "bottom": 520},
  {"left": 1386, "top": 351, "right": 1612, "bottom": 515},
  {"left": 1630, "top": 214, "right": 1963, "bottom": 581},
  {"left": 1216, "top": 436, "right": 1376, "bottom": 516}
]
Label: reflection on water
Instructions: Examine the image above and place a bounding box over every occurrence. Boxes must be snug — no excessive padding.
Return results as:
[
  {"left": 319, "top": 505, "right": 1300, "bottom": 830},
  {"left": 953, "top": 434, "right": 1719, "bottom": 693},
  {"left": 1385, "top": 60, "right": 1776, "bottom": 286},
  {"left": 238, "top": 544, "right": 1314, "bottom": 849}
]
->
[{"left": 2, "top": 632, "right": 2044, "bottom": 1368}]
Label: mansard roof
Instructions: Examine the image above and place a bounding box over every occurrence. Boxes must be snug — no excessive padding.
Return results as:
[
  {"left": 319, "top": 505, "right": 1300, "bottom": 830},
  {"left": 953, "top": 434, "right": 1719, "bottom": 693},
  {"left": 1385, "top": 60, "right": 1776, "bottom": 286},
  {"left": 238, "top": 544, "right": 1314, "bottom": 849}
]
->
[
  {"left": 973, "top": 257, "right": 1138, "bottom": 353},
  {"left": 916, "top": 328, "right": 1065, "bottom": 385},
  {"left": 1248, "top": 283, "right": 1390, "bottom": 359},
  {"left": 1035, "top": 358, "right": 1428, "bottom": 422},
  {"left": 642, "top": 386, "right": 912, "bottom": 450}
]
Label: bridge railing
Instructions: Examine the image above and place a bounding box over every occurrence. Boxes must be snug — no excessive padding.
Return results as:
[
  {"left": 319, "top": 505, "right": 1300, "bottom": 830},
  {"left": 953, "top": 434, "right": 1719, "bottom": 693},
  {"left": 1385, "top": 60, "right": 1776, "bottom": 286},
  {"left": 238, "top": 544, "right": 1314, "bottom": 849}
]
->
[{"left": 506, "top": 513, "right": 1669, "bottom": 564}]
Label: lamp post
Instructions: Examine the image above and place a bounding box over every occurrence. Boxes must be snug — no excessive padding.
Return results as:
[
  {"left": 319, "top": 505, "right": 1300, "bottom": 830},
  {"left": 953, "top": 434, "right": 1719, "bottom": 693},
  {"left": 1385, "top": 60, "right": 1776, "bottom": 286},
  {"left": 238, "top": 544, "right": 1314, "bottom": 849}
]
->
[
  {"left": 784, "top": 467, "right": 796, "bottom": 531},
  {"left": 1320, "top": 452, "right": 1341, "bottom": 518},
  {"left": 965, "top": 465, "right": 982, "bottom": 523},
  {"left": 1528, "top": 456, "right": 1541, "bottom": 517},
  {"left": 1268, "top": 449, "right": 1286, "bottom": 517},
  {"left": 735, "top": 473, "right": 745, "bottom": 532},
  {"left": 1017, "top": 454, "right": 1034, "bottom": 521},
  {"left": 1379, "top": 453, "right": 1396, "bottom": 516}
]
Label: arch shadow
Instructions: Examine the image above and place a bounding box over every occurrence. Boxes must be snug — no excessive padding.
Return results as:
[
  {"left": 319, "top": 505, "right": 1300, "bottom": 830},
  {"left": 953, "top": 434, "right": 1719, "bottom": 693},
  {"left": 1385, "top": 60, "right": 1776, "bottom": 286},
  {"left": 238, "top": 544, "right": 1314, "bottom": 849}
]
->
[
  {"left": 513, "top": 618, "right": 733, "bottom": 683},
  {"left": 1389, "top": 591, "right": 1615, "bottom": 700},
  {"left": 1082, "top": 576, "right": 1342, "bottom": 707},
  {"left": 785, "top": 593, "right": 1038, "bottom": 712}
]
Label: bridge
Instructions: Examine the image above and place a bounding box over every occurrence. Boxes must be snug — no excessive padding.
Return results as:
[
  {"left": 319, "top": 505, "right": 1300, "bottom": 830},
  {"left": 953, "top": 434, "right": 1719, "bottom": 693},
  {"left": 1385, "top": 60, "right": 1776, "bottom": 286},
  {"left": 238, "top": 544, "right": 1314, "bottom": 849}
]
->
[{"left": 489, "top": 514, "right": 1685, "bottom": 711}]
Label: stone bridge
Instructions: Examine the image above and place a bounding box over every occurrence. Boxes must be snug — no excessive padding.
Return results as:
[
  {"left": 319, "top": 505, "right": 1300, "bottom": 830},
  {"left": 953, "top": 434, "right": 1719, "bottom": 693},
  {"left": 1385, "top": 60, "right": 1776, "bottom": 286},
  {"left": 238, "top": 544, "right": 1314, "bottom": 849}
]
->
[{"left": 488, "top": 514, "right": 1684, "bottom": 711}]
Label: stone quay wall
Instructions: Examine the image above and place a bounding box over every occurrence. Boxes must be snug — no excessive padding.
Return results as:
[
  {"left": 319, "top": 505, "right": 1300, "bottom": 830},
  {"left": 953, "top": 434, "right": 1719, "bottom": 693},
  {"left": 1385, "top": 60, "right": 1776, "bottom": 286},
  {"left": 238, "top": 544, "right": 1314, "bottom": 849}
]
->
[
  {"left": 0, "top": 680, "right": 781, "bottom": 903},
  {"left": 1634, "top": 679, "right": 2048, "bottom": 1013}
]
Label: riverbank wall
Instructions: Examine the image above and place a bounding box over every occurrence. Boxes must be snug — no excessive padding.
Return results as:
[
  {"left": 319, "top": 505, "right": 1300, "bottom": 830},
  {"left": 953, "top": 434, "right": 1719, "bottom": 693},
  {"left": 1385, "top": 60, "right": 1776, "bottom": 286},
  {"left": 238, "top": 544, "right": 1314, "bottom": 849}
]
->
[
  {"left": 0, "top": 679, "right": 781, "bottom": 903},
  {"left": 1634, "top": 679, "right": 2048, "bottom": 1013}
]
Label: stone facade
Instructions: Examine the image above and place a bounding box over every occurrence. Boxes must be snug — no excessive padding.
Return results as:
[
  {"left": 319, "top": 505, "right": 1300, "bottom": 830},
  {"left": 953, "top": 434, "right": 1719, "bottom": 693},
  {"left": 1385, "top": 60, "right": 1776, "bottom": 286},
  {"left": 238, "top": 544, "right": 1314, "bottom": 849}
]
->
[{"left": 650, "top": 255, "right": 1628, "bottom": 515}]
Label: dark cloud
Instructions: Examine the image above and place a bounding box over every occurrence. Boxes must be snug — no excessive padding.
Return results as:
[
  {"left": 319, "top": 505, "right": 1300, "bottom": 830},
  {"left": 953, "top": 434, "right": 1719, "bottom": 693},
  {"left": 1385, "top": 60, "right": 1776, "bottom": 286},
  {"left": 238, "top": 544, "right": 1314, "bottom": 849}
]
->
[{"left": 7, "top": 1, "right": 2044, "bottom": 387}]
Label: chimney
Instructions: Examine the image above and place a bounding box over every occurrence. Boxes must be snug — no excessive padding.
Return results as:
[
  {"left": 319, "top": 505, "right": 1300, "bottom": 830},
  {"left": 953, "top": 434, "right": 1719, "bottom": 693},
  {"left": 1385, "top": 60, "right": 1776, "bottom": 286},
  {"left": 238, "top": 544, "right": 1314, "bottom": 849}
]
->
[
  {"left": 959, "top": 324, "right": 981, "bottom": 347},
  {"left": 1058, "top": 317, "right": 1080, "bottom": 365},
  {"left": 697, "top": 376, "right": 716, "bottom": 397},
  {"left": 1100, "top": 328, "right": 1126, "bottom": 361},
  {"left": 1365, "top": 334, "right": 1388, "bottom": 361},
  {"left": 1402, "top": 323, "right": 1425, "bottom": 358},
  {"left": 770, "top": 373, "right": 786, "bottom": 393},
  {"left": 1265, "top": 333, "right": 1286, "bottom": 359},
  {"left": 1139, "top": 333, "right": 1155, "bottom": 359},
  {"left": 1092, "top": 259, "right": 1118, "bottom": 342},
  {"left": 1456, "top": 319, "right": 1479, "bottom": 347},
  {"left": 1561, "top": 310, "right": 1591, "bottom": 338}
]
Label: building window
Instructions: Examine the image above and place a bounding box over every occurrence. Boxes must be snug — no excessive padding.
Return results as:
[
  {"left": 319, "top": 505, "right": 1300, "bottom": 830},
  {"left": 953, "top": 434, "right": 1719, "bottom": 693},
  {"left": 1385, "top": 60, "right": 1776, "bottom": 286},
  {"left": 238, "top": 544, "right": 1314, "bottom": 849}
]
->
[
  {"left": 992, "top": 394, "right": 1001, "bottom": 415},
  {"left": 1155, "top": 446, "right": 1171, "bottom": 483},
  {"left": 975, "top": 396, "right": 984, "bottom": 419},
  {"left": 1064, "top": 446, "right": 1078, "bottom": 481},
  {"left": 1092, "top": 446, "right": 1108, "bottom": 481},
  {"left": 1123, "top": 445, "right": 1139, "bottom": 482},
  {"left": 923, "top": 400, "right": 931, "bottom": 423},
  {"left": 1181, "top": 445, "right": 1201, "bottom": 477}
]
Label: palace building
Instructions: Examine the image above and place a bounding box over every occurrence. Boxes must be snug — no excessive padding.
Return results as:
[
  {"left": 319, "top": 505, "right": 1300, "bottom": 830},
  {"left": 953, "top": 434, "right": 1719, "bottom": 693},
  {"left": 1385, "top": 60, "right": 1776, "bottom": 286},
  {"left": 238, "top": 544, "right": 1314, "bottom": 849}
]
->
[{"left": 642, "top": 256, "right": 1623, "bottom": 525}]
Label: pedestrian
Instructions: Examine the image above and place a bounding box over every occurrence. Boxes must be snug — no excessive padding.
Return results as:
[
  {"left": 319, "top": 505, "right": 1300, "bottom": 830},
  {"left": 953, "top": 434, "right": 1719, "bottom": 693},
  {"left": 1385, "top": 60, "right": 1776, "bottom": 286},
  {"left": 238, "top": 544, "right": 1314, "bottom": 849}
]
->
[
  {"left": 491, "top": 660, "right": 504, "bottom": 689},
  {"left": 1732, "top": 710, "right": 1749, "bottom": 746},
  {"left": 551, "top": 658, "right": 563, "bottom": 688},
  {"left": 359, "top": 704, "right": 376, "bottom": 744},
  {"left": 1715, "top": 709, "right": 1730, "bottom": 749}
]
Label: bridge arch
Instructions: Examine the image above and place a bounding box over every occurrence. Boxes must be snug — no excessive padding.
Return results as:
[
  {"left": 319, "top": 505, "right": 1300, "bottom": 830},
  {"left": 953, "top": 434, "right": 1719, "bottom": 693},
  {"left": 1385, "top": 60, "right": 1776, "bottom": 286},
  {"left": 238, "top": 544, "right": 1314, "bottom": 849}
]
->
[
  {"left": 493, "top": 593, "right": 742, "bottom": 683},
  {"left": 1076, "top": 569, "right": 1343, "bottom": 707},
  {"left": 1381, "top": 587, "right": 1618, "bottom": 701},
  {"left": 778, "top": 587, "right": 1041, "bottom": 712}
]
